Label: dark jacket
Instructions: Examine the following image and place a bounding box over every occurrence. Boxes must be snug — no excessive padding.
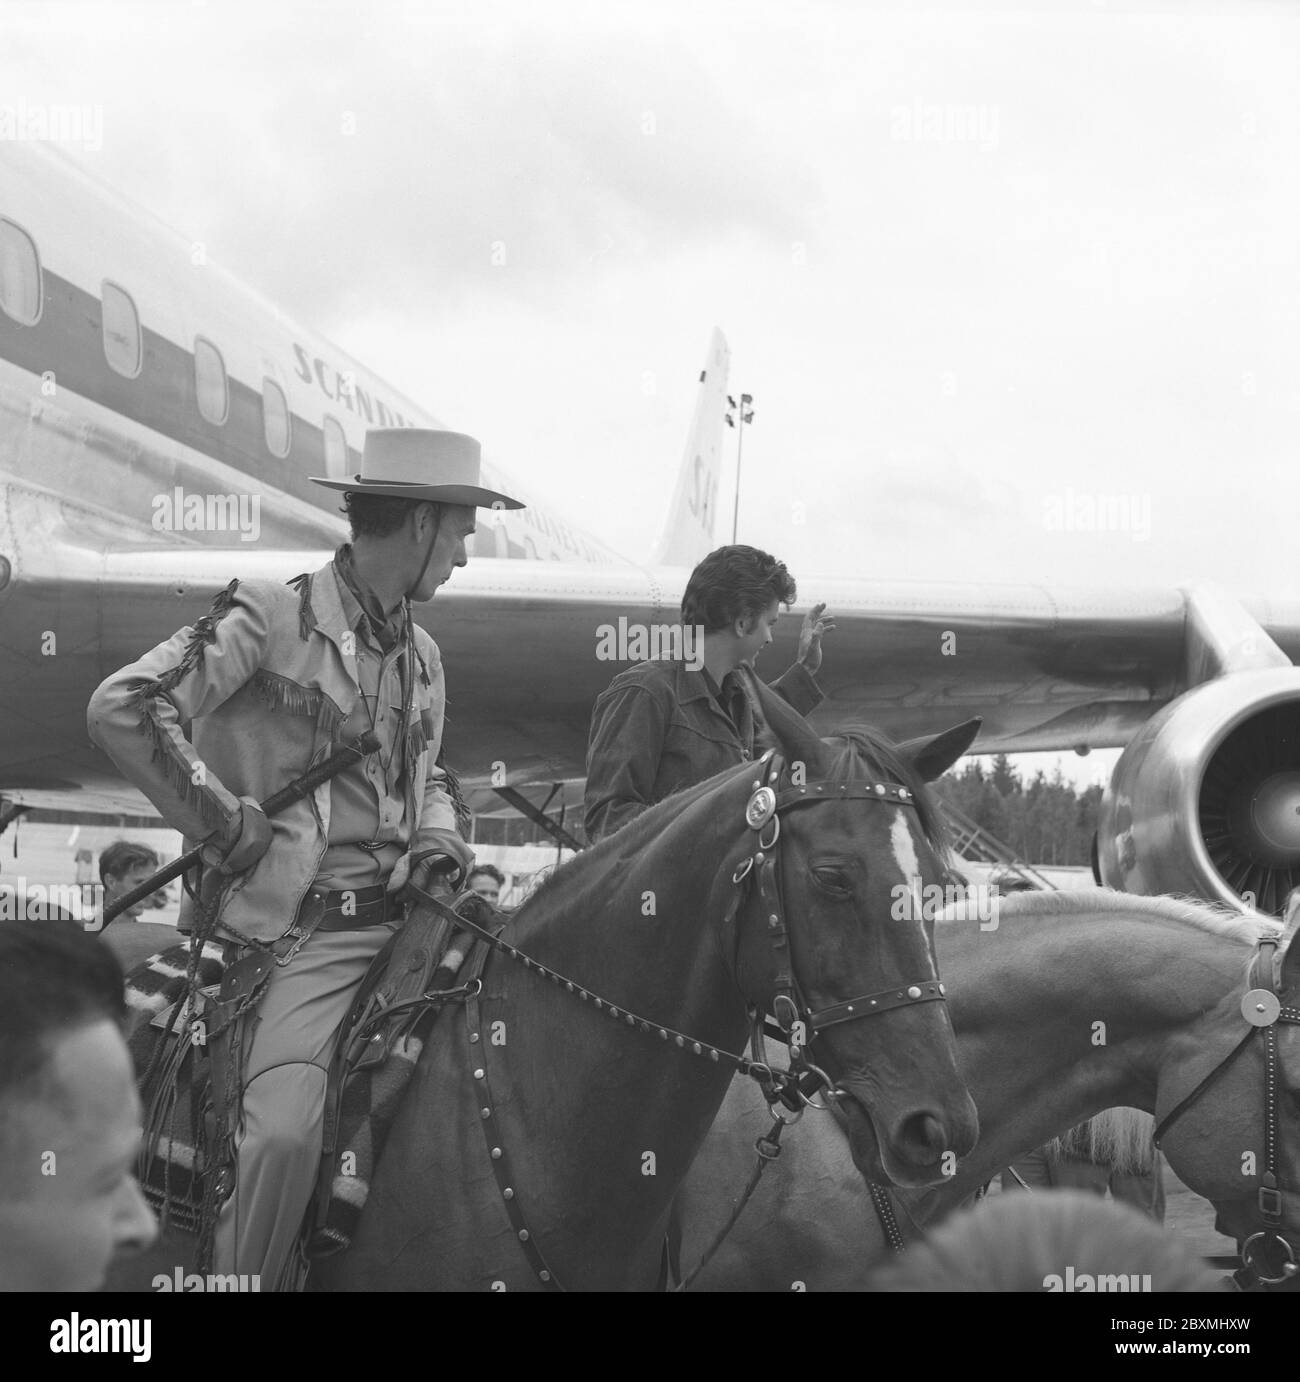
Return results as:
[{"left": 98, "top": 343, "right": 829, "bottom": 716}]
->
[{"left": 583, "top": 659, "right": 822, "bottom": 842}]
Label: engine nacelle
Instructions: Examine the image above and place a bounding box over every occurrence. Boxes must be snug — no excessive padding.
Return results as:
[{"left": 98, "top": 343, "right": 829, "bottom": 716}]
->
[{"left": 1097, "top": 668, "right": 1300, "bottom": 916}]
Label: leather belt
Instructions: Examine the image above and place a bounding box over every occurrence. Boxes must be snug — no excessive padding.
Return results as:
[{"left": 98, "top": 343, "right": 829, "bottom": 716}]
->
[{"left": 306, "top": 883, "right": 403, "bottom": 931}]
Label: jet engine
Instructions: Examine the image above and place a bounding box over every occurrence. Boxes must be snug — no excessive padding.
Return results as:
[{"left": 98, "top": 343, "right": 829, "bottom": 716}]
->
[{"left": 1097, "top": 668, "right": 1300, "bottom": 916}]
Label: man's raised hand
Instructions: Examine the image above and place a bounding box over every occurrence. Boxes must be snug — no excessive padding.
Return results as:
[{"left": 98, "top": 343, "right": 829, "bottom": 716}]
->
[{"left": 797, "top": 602, "right": 836, "bottom": 676}]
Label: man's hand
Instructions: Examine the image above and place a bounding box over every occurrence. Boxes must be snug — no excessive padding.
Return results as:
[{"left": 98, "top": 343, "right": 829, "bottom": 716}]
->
[
  {"left": 796, "top": 602, "right": 836, "bottom": 676},
  {"left": 200, "top": 797, "right": 272, "bottom": 874},
  {"left": 389, "top": 829, "right": 475, "bottom": 901}
]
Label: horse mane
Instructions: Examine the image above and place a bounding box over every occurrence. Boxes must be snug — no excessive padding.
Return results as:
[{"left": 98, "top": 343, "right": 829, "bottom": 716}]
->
[
  {"left": 933, "top": 889, "right": 1276, "bottom": 1178},
  {"left": 1043, "top": 1108, "right": 1158, "bottom": 1175},
  {"left": 517, "top": 718, "right": 950, "bottom": 922},
  {"left": 747, "top": 681, "right": 949, "bottom": 852},
  {"left": 515, "top": 763, "right": 739, "bottom": 919},
  {"left": 948, "top": 887, "right": 1273, "bottom": 946},
  {"left": 814, "top": 725, "right": 950, "bottom": 858}
]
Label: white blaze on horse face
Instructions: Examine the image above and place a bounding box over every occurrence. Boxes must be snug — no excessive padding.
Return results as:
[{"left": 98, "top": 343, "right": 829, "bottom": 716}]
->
[{"left": 889, "top": 813, "right": 923, "bottom": 918}]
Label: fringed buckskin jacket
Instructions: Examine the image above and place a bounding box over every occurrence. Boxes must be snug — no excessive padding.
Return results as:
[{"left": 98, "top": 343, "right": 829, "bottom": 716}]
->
[{"left": 86, "top": 556, "right": 458, "bottom": 944}]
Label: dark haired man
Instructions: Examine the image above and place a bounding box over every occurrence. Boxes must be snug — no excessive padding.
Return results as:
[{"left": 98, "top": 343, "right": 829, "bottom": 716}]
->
[
  {"left": 98, "top": 839, "right": 162, "bottom": 921},
  {"left": 87, "top": 428, "right": 521, "bottom": 1287},
  {"left": 466, "top": 862, "right": 505, "bottom": 905},
  {"left": 0, "top": 918, "right": 157, "bottom": 1290},
  {"left": 584, "top": 544, "right": 833, "bottom": 842}
]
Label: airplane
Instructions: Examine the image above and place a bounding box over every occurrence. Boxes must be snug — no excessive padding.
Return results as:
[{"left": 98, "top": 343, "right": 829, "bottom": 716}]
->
[{"left": 3, "top": 140, "right": 1300, "bottom": 913}]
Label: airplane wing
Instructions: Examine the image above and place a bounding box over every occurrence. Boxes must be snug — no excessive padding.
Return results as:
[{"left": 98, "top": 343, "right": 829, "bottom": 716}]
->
[{"left": 7, "top": 499, "right": 1300, "bottom": 811}]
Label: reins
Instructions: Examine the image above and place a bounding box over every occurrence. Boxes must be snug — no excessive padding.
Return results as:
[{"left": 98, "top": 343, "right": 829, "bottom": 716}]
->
[
  {"left": 1152, "top": 928, "right": 1300, "bottom": 1287},
  {"left": 401, "top": 746, "right": 953, "bottom": 1289}
]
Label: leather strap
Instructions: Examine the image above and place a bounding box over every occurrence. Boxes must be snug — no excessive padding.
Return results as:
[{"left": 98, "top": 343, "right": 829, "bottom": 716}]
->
[
  {"left": 309, "top": 903, "right": 472, "bottom": 1251},
  {"left": 466, "top": 981, "right": 563, "bottom": 1290},
  {"left": 313, "top": 885, "right": 403, "bottom": 931},
  {"left": 811, "top": 980, "right": 946, "bottom": 1032},
  {"left": 775, "top": 781, "right": 917, "bottom": 810},
  {"left": 868, "top": 1179, "right": 907, "bottom": 1253},
  {"left": 673, "top": 1120, "right": 785, "bottom": 1290},
  {"left": 1151, "top": 929, "right": 1300, "bottom": 1288}
]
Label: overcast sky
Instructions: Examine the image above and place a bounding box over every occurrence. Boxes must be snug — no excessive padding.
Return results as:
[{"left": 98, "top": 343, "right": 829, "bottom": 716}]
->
[{"left": 6, "top": 0, "right": 1297, "bottom": 789}]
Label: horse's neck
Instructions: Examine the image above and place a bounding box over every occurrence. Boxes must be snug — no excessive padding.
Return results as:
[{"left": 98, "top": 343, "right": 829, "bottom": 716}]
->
[
  {"left": 929, "top": 905, "right": 1244, "bottom": 1197},
  {"left": 480, "top": 789, "right": 751, "bottom": 1284},
  {"left": 506, "top": 806, "right": 745, "bottom": 1050}
]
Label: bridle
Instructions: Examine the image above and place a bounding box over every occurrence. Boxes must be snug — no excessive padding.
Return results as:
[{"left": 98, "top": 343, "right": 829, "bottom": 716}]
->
[
  {"left": 1152, "top": 928, "right": 1300, "bottom": 1288},
  {"left": 671, "top": 748, "right": 952, "bottom": 1289},
  {"left": 731, "top": 748, "right": 947, "bottom": 1090},
  {"left": 406, "top": 745, "right": 954, "bottom": 1290}
]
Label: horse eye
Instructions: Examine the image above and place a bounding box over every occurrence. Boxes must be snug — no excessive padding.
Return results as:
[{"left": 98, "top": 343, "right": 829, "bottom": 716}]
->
[{"left": 812, "top": 867, "right": 852, "bottom": 895}]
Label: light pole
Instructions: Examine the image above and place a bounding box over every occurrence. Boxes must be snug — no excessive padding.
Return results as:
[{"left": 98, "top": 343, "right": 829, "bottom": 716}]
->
[{"left": 726, "top": 392, "right": 753, "bottom": 543}]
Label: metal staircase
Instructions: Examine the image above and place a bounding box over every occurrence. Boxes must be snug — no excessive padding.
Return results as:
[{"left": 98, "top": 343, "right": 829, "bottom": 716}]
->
[{"left": 939, "top": 798, "right": 1056, "bottom": 891}]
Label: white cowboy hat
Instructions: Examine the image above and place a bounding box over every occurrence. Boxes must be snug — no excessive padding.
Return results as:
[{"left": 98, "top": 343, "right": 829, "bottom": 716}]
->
[{"left": 310, "top": 428, "right": 524, "bottom": 509}]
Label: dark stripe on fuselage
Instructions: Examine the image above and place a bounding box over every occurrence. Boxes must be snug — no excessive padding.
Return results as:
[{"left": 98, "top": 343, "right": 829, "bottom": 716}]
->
[
  {"left": 0, "top": 266, "right": 360, "bottom": 512},
  {"left": 0, "top": 262, "right": 619, "bottom": 565}
]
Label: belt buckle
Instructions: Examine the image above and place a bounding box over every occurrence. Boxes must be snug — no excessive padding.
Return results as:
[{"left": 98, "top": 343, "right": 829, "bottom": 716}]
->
[
  {"left": 281, "top": 890, "right": 326, "bottom": 962},
  {"left": 275, "top": 922, "right": 310, "bottom": 966}
]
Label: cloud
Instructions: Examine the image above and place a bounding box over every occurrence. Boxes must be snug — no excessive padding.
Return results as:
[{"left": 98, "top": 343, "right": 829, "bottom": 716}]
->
[
  {"left": 4, "top": 0, "right": 1297, "bottom": 597},
  {"left": 7, "top": 5, "right": 818, "bottom": 333}
]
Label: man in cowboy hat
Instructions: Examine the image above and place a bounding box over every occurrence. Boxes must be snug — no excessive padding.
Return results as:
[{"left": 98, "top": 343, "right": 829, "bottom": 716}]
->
[{"left": 87, "top": 428, "right": 522, "bottom": 1287}]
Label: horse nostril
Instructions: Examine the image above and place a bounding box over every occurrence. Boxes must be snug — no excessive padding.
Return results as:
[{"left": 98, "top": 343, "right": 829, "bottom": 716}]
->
[{"left": 899, "top": 1111, "right": 947, "bottom": 1164}]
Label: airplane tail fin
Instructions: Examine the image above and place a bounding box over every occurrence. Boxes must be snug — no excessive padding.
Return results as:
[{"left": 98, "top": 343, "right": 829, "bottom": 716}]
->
[{"left": 649, "top": 328, "right": 731, "bottom": 568}]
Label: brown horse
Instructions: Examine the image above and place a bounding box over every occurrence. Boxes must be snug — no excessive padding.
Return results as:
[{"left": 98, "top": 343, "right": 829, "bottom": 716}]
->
[
  {"left": 674, "top": 890, "right": 1300, "bottom": 1290},
  {"left": 308, "top": 688, "right": 980, "bottom": 1289},
  {"left": 108, "top": 687, "right": 980, "bottom": 1291}
]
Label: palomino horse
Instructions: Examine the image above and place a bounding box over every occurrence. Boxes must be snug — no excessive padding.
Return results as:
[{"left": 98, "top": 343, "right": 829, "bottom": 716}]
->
[
  {"left": 312, "top": 691, "right": 980, "bottom": 1289},
  {"left": 674, "top": 889, "right": 1300, "bottom": 1290}
]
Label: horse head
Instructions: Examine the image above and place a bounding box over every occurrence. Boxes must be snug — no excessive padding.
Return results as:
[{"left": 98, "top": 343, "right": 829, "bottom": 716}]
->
[
  {"left": 722, "top": 682, "right": 981, "bottom": 1188},
  {"left": 1160, "top": 896, "right": 1300, "bottom": 1287}
]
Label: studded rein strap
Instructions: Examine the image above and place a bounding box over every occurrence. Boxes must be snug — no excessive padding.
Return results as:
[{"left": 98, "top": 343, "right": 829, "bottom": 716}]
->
[
  {"left": 740, "top": 752, "right": 947, "bottom": 1039},
  {"left": 1153, "top": 930, "right": 1300, "bottom": 1286},
  {"left": 465, "top": 980, "right": 563, "bottom": 1292}
]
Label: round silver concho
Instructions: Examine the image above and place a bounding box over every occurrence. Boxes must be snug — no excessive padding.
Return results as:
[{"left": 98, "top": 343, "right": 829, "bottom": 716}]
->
[
  {"left": 1241, "top": 988, "right": 1281, "bottom": 1027},
  {"left": 746, "top": 786, "right": 778, "bottom": 831}
]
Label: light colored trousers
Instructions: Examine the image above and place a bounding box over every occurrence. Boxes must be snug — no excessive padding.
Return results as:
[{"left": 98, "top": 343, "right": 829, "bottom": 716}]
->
[{"left": 212, "top": 922, "right": 398, "bottom": 1288}]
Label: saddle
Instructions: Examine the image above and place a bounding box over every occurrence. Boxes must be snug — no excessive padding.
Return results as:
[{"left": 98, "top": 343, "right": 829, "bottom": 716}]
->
[
  {"left": 125, "top": 889, "right": 503, "bottom": 1266},
  {"left": 309, "top": 887, "right": 501, "bottom": 1256}
]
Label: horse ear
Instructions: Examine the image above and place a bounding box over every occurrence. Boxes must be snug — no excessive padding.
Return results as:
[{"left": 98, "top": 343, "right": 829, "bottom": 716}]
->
[
  {"left": 750, "top": 675, "right": 826, "bottom": 769},
  {"left": 897, "top": 718, "right": 982, "bottom": 783}
]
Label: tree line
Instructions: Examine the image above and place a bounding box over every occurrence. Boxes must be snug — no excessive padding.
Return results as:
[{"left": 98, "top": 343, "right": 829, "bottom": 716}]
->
[{"left": 933, "top": 755, "right": 1104, "bottom": 868}]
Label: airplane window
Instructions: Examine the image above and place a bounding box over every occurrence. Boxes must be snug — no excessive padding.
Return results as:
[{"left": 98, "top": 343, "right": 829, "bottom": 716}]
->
[
  {"left": 101, "top": 281, "right": 141, "bottom": 378},
  {"left": 194, "top": 337, "right": 228, "bottom": 425},
  {"left": 263, "top": 378, "right": 291, "bottom": 458},
  {"left": 0, "top": 218, "right": 41, "bottom": 325},
  {"left": 323, "top": 415, "right": 348, "bottom": 477}
]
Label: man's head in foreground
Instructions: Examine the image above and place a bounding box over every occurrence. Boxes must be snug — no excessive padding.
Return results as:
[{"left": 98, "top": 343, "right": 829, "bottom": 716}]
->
[{"left": 0, "top": 919, "right": 156, "bottom": 1290}]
